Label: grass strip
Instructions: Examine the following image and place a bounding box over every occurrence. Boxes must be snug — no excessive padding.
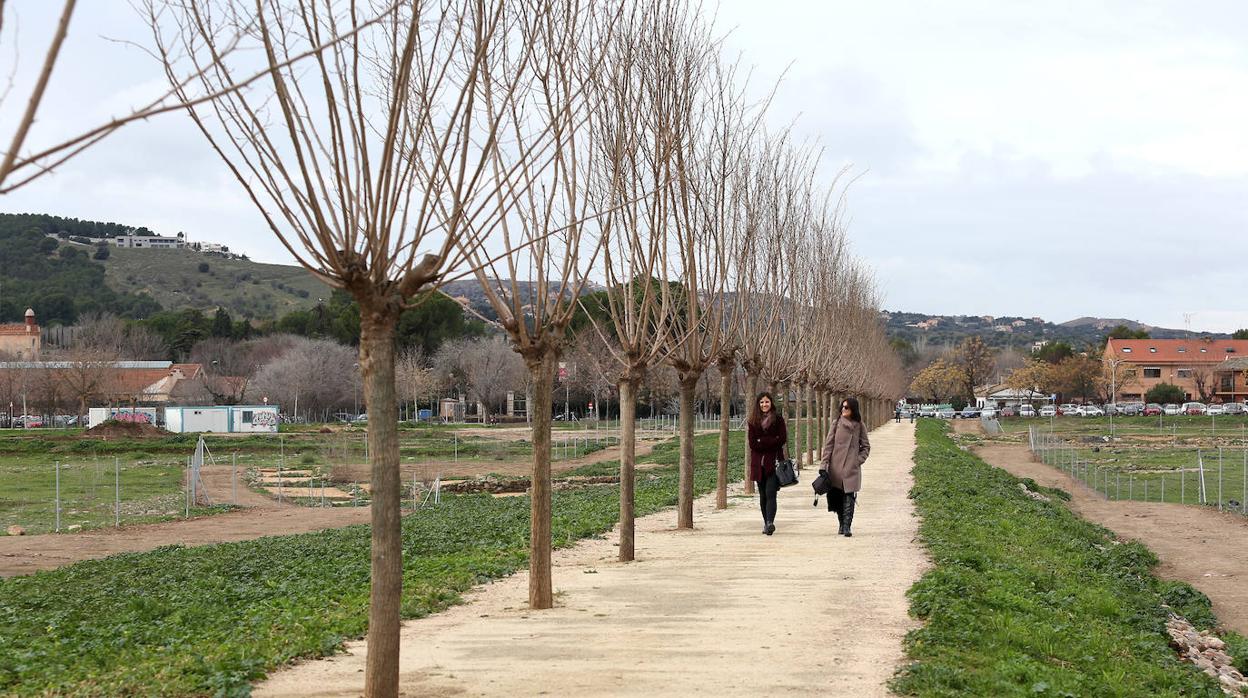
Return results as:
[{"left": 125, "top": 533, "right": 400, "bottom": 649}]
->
[
  {"left": 893, "top": 420, "right": 1239, "bottom": 696},
  {"left": 0, "top": 432, "right": 742, "bottom": 696}
]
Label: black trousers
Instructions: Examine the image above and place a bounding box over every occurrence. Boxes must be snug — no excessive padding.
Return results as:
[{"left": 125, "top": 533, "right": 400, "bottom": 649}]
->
[{"left": 755, "top": 472, "right": 779, "bottom": 524}]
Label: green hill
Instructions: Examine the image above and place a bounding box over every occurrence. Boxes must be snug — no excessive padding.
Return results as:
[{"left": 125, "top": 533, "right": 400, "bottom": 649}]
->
[{"left": 101, "top": 247, "right": 331, "bottom": 320}]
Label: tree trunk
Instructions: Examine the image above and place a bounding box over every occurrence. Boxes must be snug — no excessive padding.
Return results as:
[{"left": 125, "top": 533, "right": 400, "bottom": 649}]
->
[
  {"left": 716, "top": 364, "right": 732, "bottom": 509},
  {"left": 804, "top": 383, "right": 813, "bottom": 468},
  {"left": 527, "top": 349, "right": 558, "bottom": 608},
  {"left": 360, "top": 310, "right": 401, "bottom": 698},
  {"left": 677, "top": 375, "right": 698, "bottom": 529},
  {"left": 743, "top": 371, "right": 757, "bottom": 495},
  {"left": 618, "top": 378, "right": 637, "bottom": 562}
]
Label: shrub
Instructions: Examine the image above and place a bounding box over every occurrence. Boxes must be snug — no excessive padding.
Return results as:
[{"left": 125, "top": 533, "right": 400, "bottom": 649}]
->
[
  {"left": 1145, "top": 383, "right": 1185, "bottom": 405},
  {"left": 197, "top": 262, "right": 210, "bottom": 273}
]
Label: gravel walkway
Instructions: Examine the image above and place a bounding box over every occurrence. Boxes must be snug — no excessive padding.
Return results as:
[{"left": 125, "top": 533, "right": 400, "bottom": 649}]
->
[{"left": 255, "top": 421, "right": 927, "bottom": 697}]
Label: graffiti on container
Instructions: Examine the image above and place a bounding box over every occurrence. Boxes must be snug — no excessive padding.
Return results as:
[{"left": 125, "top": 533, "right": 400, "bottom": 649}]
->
[
  {"left": 250, "top": 411, "right": 279, "bottom": 427},
  {"left": 113, "top": 410, "right": 153, "bottom": 424}
]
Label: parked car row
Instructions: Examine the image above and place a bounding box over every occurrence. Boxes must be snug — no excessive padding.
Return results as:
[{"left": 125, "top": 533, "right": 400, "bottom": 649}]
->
[{"left": 910, "top": 400, "right": 1248, "bottom": 420}]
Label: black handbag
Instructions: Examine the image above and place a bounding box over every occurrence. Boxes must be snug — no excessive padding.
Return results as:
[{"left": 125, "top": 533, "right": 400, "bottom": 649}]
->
[
  {"left": 775, "top": 456, "right": 798, "bottom": 487},
  {"left": 812, "top": 468, "right": 831, "bottom": 495},
  {"left": 775, "top": 421, "right": 798, "bottom": 487}
]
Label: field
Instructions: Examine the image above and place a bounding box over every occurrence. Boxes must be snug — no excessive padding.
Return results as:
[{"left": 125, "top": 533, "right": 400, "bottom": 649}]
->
[
  {"left": 894, "top": 420, "right": 1245, "bottom": 696},
  {"left": 0, "top": 431, "right": 744, "bottom": 696},
  {"left": 0, "top": 421, "right": 692, "bottom": 534},
  {"left": 971, "top": 415, "right": 1248, "bottom": 512}
]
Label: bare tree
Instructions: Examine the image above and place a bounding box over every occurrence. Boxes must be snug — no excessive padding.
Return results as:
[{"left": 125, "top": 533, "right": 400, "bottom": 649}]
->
[
  {"left": 434, "top": 336, "right": 526, "bottom": 417},
  {"left": 73, "top": 313, "right": 167, "bottom": 359},
  {"left": 251, "top": 337, "right": 357, "bottom": 418},
  {"left": 575, "top": 0, "right": 706, "bottom": 559},
  {"left": 664, "top": 53, "right": 763, "bottom": 529},
  {"left": 147, "top": 0, "right": 601, "bottom": 685},
  {"left": 456, "top": 1, "right": 624, "bottom": 607},
  {"left": 0, "top": 1, "right": 397, "bottom": 193}
]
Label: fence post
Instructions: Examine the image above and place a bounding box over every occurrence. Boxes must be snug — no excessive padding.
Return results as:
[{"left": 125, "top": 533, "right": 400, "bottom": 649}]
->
[
  {"left": 1161, "top": 474, "right": 1165, "bottom": 503},
  {"left": 1218, "top": 446, "right": 1223, "bottom": 512},
  {"left": 1144, "top": 479, "right": 1148, "bottom": 502},
  {"left": 114, "top": 456, "right": 120, "bottom": 527},
  {"left": 185, "top": 457, "right": 191, "bottom": 518},
  {"left": 1181, "top": 463, "right": 1185, "bottom": 504},
  {"left": 55, "top": 460, "right": 61, "bottom": 533},
  {"left": 232, "top": 452, "right": 237, "bottom": 506}
]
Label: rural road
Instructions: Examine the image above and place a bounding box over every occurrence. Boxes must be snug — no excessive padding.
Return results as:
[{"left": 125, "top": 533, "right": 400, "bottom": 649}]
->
[{"left": 255, "top": 421, "right": 927, "bottom": 697}]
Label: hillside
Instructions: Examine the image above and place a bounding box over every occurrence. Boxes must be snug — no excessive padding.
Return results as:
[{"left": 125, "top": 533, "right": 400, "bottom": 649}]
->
[
  {"left": 883, "top": 310, "right": 1229, "bottom": 351},
  {"left": 101, "top": 247, "right": 332, "bottom": 319}
]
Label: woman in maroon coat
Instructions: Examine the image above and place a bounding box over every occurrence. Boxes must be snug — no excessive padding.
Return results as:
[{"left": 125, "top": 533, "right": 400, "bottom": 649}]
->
[{"left": 747, "top": 392, "right": 787, "bottom": 535}]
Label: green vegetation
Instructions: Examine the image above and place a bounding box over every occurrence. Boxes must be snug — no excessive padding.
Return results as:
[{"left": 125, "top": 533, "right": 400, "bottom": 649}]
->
[
  {"left": 103, "top": 246, "right": 329, "bottom": 321},
  {"left": 0, "top": 457, "right": 198, "bottom": 535},
  {"left": 0, "top": 221, "right": 162, "bottom": 323},
  {"left": 0, "top": 432, "right": 743, "bottom": 696},
  {"left": 894, "top": 420, "right": 1236, "bottom": 696},
  {"left": 1146, "top": 382, "right": 1186, "bottom": 404}
]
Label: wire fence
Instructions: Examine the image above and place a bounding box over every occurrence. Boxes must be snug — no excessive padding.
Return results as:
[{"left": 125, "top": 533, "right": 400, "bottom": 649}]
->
[{"left": 1028, "top": 425, "right": 1248, "bottom": 514}]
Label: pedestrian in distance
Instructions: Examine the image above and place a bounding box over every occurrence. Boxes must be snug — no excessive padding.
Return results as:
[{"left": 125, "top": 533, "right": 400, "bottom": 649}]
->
[
  {"left": 747, "top": 392, "right": 787, "bottom": 536},
  {"left": 820, "top": 396, "right": 871, "bottom": 537},
  {"left": 894, "top": 405, "right": 902, "bottom": 423}
]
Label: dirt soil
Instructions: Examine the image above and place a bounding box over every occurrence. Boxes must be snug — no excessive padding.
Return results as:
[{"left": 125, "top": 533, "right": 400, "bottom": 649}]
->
[
  {"left": 254, "top": 421, "right": 928, "bottom": 697},
  {"left": 0, "top": 463, "right": 370, "bottom": 577},
  {"left": 974, "top": 442, "right": 1248, "bottom": 636},
  {"left": 81, "top": 421, "right": 170, "bottom": 438}
]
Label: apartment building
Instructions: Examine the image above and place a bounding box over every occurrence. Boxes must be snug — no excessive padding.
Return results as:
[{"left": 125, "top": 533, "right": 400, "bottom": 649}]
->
[{"left": 1104, "top": 337, "right": 1248, "bottom": 402}]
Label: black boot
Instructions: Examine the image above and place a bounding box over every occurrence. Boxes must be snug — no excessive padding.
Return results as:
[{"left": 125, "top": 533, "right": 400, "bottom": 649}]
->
[{"left": 842, "top": 494, "right": 856, "bottom": 537}]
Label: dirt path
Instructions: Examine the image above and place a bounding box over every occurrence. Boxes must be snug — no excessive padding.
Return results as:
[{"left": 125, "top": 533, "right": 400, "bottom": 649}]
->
[
  {"left": 0, "top": 464, "right": 370, "bottom": 577},
  {"left": 974, "top": 442, "right": 1248, "bottom": 635},
  {"left": 255, "top": 421, "right": 927, "bottom": 697}
]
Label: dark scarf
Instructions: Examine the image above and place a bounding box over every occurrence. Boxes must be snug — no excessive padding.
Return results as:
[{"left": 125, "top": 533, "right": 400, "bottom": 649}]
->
[{"left": 761, "top": 411, "right": 777, "bottom": 430}]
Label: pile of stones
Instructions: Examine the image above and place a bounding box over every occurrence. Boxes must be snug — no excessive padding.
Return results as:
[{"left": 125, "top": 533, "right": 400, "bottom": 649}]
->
[{"left": 1166, "top": 615, "right": 1248, "bottom": 695}]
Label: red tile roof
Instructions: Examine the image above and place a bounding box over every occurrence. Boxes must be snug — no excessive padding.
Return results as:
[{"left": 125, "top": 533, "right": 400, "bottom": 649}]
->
[{"left": 1106, "top": 338, "right": 1248, "bottom": 364}]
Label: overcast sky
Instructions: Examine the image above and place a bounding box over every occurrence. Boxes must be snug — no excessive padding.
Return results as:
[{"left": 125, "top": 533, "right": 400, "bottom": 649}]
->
[{"left": 2, "top": 2, "right": 1246, "bottom": 332}]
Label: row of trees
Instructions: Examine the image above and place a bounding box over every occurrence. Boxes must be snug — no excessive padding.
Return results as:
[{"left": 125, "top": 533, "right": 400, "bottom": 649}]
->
[{"left": 4, "top": 2, "right": 904, "bottom": 694}]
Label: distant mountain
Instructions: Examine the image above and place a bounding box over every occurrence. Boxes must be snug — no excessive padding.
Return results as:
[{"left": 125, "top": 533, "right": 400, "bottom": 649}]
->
[{"left": 881, "top": 311, "right": 1230, "bottom": 351}]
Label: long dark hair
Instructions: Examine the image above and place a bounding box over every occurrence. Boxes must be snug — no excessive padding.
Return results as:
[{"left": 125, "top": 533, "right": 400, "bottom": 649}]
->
[
  {"left": 840, "top": 396, "right": 862, "bottom": 423},
  {"left": 748, "top": 391, "right": 782, "bottom": 428}
]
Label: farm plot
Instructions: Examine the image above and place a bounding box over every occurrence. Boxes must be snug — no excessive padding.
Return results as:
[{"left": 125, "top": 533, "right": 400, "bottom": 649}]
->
[{"left": 0, "top": 432, "right": 744, "bottom": 697}]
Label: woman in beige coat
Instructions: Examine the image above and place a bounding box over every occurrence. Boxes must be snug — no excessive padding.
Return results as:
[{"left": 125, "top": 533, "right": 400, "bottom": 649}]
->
[{"left": 819, "top": 396, "right": 871, "bottom": 537}]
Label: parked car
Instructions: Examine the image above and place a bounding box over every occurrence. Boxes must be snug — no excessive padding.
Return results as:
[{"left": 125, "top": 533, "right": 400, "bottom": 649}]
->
[
  {"left": 918, "top": 406, "right": 936, "bottom": 418},
  {"left": 979, "top": 406, "right": 997, "bottom": 419},
  {"left": 1039, "top": 405, "right": 1057, "bottom": 417},
  {"left": 936, "top": 407, "right": 957, "bottom": 419},
  {"left": 1018, "top": 405, "right": 1037, "bottom": 418},
  {"left": 1120, "top": 402, "right": 1145, "bottom": 416},
  {"left": 1057, "top": 403, "right": 1080, "bottom": 416},
  {"left": 1078, "top": 405, "right": 1105, "bottom": 417},
  {"left": 1207, "top": 404, "right": 1226, "bottom": 416},
  {"left": 1182, "top": 402, "right": 1207, "bottom": 416},
  {"left": 999, "top": 406, "right": 1017, "bottom": 418},
  {"left": 957, "top": 407, "right": 980, "bottom": 419},
  {"left": 1223, "top": 403, "right": 1246, "bottom": 415},
  {"left": 1143, "top": 403, "right": 1163, "bottom": 416},
  {"left": 1163, "top": 403, "right": 1182, "bottom": 416}
]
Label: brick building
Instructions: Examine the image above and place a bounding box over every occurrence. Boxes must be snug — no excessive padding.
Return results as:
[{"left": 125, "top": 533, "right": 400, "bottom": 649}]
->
[
  {"left": 1104, "top": 337, "right": 1248, "bottom": 403},
  {"left": 0, "top": 309, "right": 40, "bottom": 360}
]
